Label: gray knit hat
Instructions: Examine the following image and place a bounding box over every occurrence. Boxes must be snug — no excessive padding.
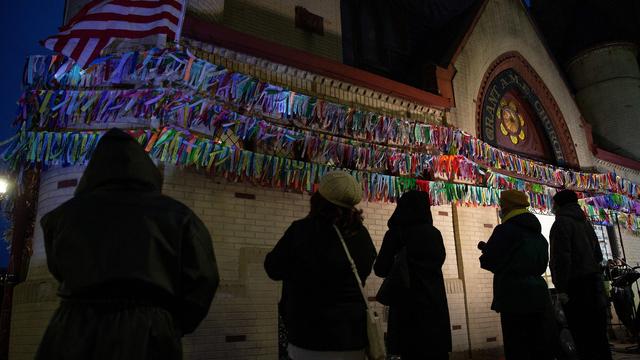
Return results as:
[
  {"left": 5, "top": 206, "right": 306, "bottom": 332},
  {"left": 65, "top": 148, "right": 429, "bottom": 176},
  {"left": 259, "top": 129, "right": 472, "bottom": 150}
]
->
[{"left": 318, "top": 171, "right": 363, "bottom": 208}]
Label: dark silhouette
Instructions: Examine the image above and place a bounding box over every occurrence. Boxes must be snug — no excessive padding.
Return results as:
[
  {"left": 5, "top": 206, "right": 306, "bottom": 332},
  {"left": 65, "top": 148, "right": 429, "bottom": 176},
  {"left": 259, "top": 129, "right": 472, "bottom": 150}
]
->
[
  {"left": 36, "top": 128, "right": 219, "bottom": 360},
  {"left": 550, "top": 190, "right": 612, "bottom": 360},
  {"left": 265, "top": 172, "right": 376, "bottom": 359},
  {"left": 479, "top": 190, "right": 554, "bottom": 360},
  {"left": 374, "top": 190, "right": 451, "bottom": 360}
]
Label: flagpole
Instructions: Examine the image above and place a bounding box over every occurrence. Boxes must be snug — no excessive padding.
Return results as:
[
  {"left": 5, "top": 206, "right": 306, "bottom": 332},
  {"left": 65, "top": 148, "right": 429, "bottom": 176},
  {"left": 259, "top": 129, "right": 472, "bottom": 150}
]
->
[{"left": 175, "top": 0, "right": 187, "bottom": 46}]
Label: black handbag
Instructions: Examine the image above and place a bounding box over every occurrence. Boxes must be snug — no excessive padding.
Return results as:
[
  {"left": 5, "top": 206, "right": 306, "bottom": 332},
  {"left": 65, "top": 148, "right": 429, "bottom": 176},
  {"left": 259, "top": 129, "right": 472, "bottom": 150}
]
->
[
  {"left": 376, "top": 247, "right": 410, "bottom": 306},
  {"left": 552, "top": 295, "right": 579, "bottom": 360}
]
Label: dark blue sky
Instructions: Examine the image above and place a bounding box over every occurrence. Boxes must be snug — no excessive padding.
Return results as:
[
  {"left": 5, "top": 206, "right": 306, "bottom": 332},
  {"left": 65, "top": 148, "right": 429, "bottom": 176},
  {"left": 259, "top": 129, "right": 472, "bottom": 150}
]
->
[
  {"left": 0, "top": 1, "right": 65, "bottom": 268},
  {"left": 0, "top": 0, "right": 65, "bottom": 140}
]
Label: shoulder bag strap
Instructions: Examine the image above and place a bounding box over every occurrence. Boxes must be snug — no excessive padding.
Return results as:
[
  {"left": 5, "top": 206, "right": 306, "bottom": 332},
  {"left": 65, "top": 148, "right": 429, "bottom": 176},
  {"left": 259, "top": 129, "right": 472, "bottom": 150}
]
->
[{"left": 333, "top": 224, "right": 370, "bottom": 308}]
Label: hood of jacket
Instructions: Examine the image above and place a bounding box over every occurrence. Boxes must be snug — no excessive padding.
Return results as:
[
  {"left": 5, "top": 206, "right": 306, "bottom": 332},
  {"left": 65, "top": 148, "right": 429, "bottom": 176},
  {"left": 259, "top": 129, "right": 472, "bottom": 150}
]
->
[
  {"left": 388, "top": 190, "right": 433, "bottom": 228},
  {"left": 75, "top": 128, "right": 162, "bottom": 195},
  {"left": 555, "top": 203, "right": 586, "bottom": 221},
  {"left": 505, "top": 212, "right": 542, "bottom": 233}
]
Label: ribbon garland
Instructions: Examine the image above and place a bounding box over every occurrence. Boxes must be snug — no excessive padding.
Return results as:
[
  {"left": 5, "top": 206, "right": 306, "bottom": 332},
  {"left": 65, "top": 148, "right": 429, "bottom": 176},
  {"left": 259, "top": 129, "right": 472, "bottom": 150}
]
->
[
  {"left": 580, "top": 202, "right": 640, "bottom": 235},
  {"left": 15, "top": 88, "right": 484, "bottom": 181},
  {"left": 18, "top": 50, "right": 640, "bottom": 198},
  {"left": 15, "top": 86, "right": 638, "bottom": 196},
  {"left": 1, "top": 127, "right": 503, "bottom": 205},
  {"left": 9, "top": 50, "right": 640, "bottom": 233},
  {"left": 7, "top": 126, "right": 640, "bottom": 232}
]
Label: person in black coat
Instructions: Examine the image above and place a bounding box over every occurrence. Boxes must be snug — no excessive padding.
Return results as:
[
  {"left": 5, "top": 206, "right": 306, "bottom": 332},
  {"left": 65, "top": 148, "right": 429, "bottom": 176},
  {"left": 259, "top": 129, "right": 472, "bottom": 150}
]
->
[
  {"left": 550, "top": 190, "right": 611, "bottom": 360},
  {"left": 374, "top": 190, "right": 451, "bottom": 360},
  {"left": 36, "top": 128, "right": 220, "bottom": 360},
  {"left": 264, "top": 171, "right": 377, "bottom": 359},
  {"left": 479, "top": 190, "right": 554, "bottom": 360}
]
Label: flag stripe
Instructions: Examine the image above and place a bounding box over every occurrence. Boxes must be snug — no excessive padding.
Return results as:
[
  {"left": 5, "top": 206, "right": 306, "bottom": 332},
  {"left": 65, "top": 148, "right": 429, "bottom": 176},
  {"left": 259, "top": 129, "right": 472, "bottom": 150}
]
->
[
  {"left": 56, "top": 19, "right": 178, "bottom": 36},
  {"left": 70, "top": 37, "right": 90, "bottom": 62},
  {"left": 44, "top": 38, "right": 58, "bottom": 51},
  {"left": 103, "top": 0, "right": 183, "bottom": 11},
  {"left": 87, "top": 3, "right": 183, "bottom": 18},
  {"left": 59, "top": 38, "right": 79, "bottom": 55},
  {"left": 60, "top": 0, "right": 183, "bottom": 31},
  {"left": 87, "top": 37, "right": 112, "bottom": 65},
  {"left": 43, "top": 0, "right": 185, "bottom": 69},
  {"left": 51, "top": 27, "right": 179, "bottom": 43},
  {"left": 61, "top": 13, "right": 179, "bottom": 27},
  {"left": 76, "top": 38, "right": 100, "bottom": 67}
]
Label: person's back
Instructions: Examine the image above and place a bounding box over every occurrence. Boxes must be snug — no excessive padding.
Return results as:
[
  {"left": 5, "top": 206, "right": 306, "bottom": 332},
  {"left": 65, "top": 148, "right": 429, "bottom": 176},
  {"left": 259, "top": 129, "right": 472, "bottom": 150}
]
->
[
  {"left": 550, "top": 202, "right": 602, "bottom": 293},
  {"left": 267, "top": 216, "right": 375, "bottom": 350},
  {"left": 374, "top": 191, "right": 451, "bottom": 360},
  {"left": 264, "top": 172, "right": 377, "bottom": 359},
  {"left": 480, "top": 213, "right": 550, "bottom": 313},
  {"left": 550, "top": 190, "right": 611, "bottom": 360},
  {"left": 37, "top": 128, "right": 220, "bottom": 360},
  {"left": 478, "top": 190, "right": 553, "bottom": 360}
]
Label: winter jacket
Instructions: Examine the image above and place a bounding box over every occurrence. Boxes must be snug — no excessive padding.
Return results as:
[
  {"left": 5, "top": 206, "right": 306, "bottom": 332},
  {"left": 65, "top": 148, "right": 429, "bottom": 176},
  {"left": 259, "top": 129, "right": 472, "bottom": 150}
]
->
[
  {"left": 550, "top": 203, "right": 603, "bottom": 294},
  {"left": 374, "top": 191, "right": 452, "bottom": 356},
  {"left": 37, "top": 129, "right": 219, "bottom": 360},
  {"left": 480, "top": 212, "right": 551, "bottom": 313},
  {"left": 264, "top": 217, "right": 377, "bottom": 351}
]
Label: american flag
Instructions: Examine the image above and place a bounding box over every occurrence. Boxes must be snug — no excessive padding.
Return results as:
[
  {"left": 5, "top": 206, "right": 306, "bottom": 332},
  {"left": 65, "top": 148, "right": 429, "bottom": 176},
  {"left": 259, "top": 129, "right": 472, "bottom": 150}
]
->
[{"left": 43, "top": 0, "right": 186, "bottom": 69}]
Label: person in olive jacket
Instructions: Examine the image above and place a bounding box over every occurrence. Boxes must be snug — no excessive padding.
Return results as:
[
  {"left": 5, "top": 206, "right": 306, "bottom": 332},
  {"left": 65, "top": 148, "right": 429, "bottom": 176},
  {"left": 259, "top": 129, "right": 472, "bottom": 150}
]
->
[
  {"left": 374, "top": 190, "right": 451, "bottom": 360},
  {"left": 36, "top": 128, "right": 219, "bottom": 360},
  {"left": 264, "top": 172, "right": 377, "bottom": 360},
  {"left": 550, "top": 190, "right": 611, "bottom": 360},
  {"left": 479, "top": 190, "right": 554, "bottom": 360}
]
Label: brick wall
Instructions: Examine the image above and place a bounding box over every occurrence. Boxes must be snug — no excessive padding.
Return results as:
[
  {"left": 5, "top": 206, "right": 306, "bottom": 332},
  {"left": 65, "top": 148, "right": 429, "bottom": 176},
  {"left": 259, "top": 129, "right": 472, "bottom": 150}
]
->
[
  {"left": 30, "top": 164, "right": 640, "bottom": 358},
  {"left": 10, "top": 164, "right": 470, "bottom": 359},
  {"left": 217, "top": 0, "right": 343, "bottom": 62},
  {"left": 23, "top": 163, "right": 640, "bottom": 359},
  {"left": 161, "top": 166, "right": 469, "bottom": 358},
  {"left": 453, "top": 205, "right": 503, "bottom": 356},
  {"left": 9, "top": 165, "right": 86, "bottom": 359}
]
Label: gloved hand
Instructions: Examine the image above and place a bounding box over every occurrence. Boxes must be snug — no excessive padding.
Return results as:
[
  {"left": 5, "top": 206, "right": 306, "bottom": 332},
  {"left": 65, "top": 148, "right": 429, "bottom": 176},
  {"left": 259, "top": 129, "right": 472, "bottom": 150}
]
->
[
  {"left": 557, "top": 293, "right": 570, "bottom": 304},
  {"left": 477, "top": 241, "right": 487, "bottom": 251}
]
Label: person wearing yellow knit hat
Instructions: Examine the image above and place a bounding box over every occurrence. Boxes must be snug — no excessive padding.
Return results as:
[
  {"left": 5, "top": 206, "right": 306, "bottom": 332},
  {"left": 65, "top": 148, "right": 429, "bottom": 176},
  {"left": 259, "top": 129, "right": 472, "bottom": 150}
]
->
[
  {"left": 498, "top": 189, "right": 532, "bottom": 222},
  {"left": 478, "top": 190, "right": 554, "bottom": 360}
]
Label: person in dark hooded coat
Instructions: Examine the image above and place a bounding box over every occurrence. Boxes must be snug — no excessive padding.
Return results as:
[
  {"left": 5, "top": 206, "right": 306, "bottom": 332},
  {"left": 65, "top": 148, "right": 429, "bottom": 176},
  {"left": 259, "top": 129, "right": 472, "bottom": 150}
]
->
[
  {"left": 36, "top": 128, "right": 219, "bottom": 360},
  {"left": 550, "top": 190, "right": 611, "bottom": 360},
  {"left": 374, "top": 190, "right": 451, "bottom": 360},
  {"left": 479, "top": 190, "right": 554, "bottom": 360}
]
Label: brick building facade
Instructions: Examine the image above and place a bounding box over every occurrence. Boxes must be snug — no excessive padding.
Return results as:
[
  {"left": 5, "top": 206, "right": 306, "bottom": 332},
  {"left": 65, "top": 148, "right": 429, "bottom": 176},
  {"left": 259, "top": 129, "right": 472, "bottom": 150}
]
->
[{"left": 6, "top": 0, "right": 640, "bottom": 359}]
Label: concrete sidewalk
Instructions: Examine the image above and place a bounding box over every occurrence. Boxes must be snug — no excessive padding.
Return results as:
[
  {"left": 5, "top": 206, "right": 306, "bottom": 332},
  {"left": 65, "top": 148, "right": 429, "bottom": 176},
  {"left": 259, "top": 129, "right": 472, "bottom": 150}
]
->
[{"left": 613, "top": 342, "right": 640, "bottom": 360}]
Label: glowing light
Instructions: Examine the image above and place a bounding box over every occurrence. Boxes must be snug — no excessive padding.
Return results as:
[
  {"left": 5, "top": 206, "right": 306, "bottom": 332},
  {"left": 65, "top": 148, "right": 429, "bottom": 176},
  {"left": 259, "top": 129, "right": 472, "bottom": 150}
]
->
[{"left": 0, "top": 178, "right": 9, "bottom": 195}]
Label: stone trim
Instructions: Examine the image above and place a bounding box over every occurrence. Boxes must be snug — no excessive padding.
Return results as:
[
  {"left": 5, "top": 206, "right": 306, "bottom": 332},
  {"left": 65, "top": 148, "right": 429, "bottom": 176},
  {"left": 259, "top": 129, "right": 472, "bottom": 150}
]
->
[
  {"left": 183, "top": 38, "right": 445, "bottom": 124},
  {"left": 595, "top": 158, "right": 640, "bottom": 183}
]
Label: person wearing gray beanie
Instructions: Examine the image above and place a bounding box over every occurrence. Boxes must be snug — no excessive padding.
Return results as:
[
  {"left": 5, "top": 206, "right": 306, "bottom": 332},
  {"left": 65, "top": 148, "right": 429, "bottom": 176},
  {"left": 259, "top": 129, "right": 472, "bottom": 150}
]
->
[{"left": 265, "top": 172, "right": 376, "bottom": 360}]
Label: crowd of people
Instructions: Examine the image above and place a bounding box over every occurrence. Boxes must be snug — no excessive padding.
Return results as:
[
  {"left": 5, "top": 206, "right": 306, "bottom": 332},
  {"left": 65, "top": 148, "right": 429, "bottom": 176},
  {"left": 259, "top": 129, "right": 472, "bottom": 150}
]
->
[{"left": 34, "top": 129, "right": 613, "bottom": 359}]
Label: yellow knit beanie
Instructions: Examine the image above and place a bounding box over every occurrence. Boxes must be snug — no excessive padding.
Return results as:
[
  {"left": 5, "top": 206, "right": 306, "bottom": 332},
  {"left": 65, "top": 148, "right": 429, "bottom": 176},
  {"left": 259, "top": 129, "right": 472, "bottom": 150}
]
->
[{"left": 499, "top": 190, "right": 530, "bottom": 213}]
